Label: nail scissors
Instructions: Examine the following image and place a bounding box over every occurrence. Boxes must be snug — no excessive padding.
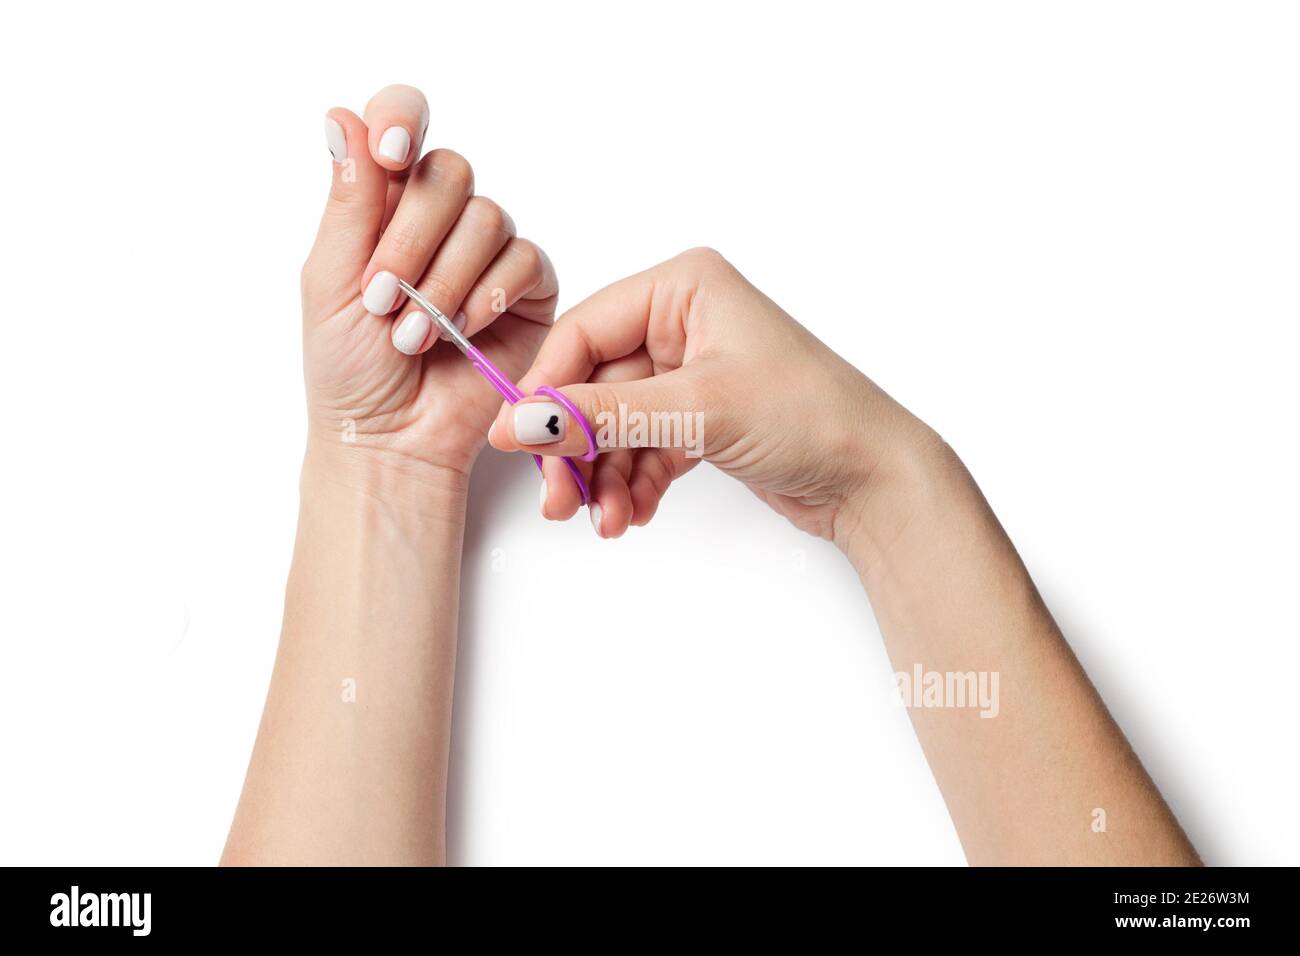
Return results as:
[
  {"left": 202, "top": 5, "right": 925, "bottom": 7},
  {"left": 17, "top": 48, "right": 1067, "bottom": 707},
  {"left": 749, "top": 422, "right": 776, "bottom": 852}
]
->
[{"left": 396, "top": 279, "right": 598, "bottom": 505}]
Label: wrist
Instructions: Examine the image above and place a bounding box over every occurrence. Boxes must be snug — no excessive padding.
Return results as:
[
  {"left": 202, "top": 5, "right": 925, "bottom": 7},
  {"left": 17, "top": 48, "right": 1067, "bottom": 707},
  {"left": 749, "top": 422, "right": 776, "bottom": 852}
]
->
[
  {"left": 301, "top": 436, "right": 470, "bottom": 525},
  {"left": 831, "top": 411, "right": 961, "bottom": 580}
]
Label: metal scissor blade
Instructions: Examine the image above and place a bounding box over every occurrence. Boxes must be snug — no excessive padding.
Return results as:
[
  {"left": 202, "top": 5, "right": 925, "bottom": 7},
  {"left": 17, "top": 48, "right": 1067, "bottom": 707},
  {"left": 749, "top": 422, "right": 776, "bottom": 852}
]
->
[{"left": 395, "top": 278, "right": 472, "bottom": 353}]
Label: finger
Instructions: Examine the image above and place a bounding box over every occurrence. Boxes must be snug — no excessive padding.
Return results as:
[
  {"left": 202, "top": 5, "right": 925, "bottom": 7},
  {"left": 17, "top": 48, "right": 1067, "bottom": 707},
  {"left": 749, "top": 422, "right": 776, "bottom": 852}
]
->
[
  {"left": 510, "top": 250, "right": 707, "bottom": 401},
  {"left": 389, "top": 196, "right": 514, "bottom": 355},
  {"left": 589, "top": 451, "right": 634, "bottom": 538},
  {"left": 381, "top": 179, "right": 405, "bottom": 231},
  {"left": 516, "top": 266, "right": 658, "bottom": 391},
  {"left": 305, "top": 109, "right": 389, "bottom": 306},
  {"left": 459, "top": 239, "right": 558, "bottom": 336},
  {"left": 538, "top": 455, "right": 589, "bottom": 522},
  {"left": 360, "top": 148, "right": 474, "bottom": 317},
  {"left": 628, "top": 448, "right": 700, "bottom": 526},
  {"left": 362, "top": 84, "right": 429, "bottom": 173},
  {"left": 470, "top": 312, "right": 551, "bottom": 381},
  {"left": 535, "top": 348, "right": 649, "bottom": 522},
  {"left": 586, "top": 350, "right": 651, "bottom": 536},
  {"left": 488, "top": 368, "right": 704, "bottom": 458},
  {"left": 487, "top": 255, "right": 702, "bottom": 452}
]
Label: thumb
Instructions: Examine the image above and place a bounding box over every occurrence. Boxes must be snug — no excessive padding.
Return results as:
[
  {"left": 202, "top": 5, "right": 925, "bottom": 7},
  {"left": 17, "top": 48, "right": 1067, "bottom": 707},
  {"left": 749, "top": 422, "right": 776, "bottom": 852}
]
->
[
  {"left": 303, "top": 108, "right": 389, "bottom": 311},
  {"left": 488, "top": 368, "right": 712, "bottom": 459}
]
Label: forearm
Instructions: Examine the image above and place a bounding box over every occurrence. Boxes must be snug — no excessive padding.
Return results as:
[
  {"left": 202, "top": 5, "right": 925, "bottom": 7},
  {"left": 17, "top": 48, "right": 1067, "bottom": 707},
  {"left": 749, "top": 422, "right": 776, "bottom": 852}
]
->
[
  {"left": 841, "top": 426, "right": 1199, "bottom": 865},
  {"left": 222, "top": 442, "right": 468, "bottom": 865}
]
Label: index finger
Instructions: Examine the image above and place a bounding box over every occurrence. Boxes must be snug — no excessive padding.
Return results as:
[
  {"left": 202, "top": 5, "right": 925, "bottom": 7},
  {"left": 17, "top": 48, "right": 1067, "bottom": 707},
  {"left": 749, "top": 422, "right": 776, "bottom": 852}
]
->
[{"left": 513, "top": 254, "right": 692, "bottom": 397}]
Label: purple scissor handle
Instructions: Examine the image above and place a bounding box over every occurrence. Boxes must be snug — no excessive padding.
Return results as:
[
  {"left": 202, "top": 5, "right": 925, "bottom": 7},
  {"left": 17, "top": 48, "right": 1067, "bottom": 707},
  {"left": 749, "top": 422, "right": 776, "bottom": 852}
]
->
[{"left": 396, "top": 279, "right": 592, "bottom": 505}]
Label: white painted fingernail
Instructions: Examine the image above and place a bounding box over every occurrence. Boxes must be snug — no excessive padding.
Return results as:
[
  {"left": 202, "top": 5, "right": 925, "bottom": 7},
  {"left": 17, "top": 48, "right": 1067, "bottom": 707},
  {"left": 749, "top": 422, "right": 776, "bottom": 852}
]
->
[
  {"left": 514, "top": 402, "right": 565, "bottom": 445},
  {"left": 324, "top": 117, "right": 347, "bottom": 163},
  {"left": 487, "top": 420, "right": 498, "bottom": 443},
  {"left": 392, "top": 310, "right": 431, "bottom": 355},
  {"left": 378, "top": 126, "right": 411, "bottom": 163},
  {"left": 363, "top": 271, "right": 400, "bottom": 315},
  {"left": 539, "top": 480, "right": 549, "bottom": 516},
  {"left": 440, "top": 311, "right": 468, "bottom": 342},
  {"left": 590, "top": 503, "right": 604, "bottom": 537}
]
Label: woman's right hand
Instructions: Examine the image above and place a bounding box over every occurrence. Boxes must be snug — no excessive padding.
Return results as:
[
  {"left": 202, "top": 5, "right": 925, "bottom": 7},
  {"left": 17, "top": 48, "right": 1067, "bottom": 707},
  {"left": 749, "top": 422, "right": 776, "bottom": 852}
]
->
[
  {"left": 490, "top": 249, "right": 1207, "bottom": 869},
  {"left": 487, "top": 247, "right": 941, "bottom": 550}
]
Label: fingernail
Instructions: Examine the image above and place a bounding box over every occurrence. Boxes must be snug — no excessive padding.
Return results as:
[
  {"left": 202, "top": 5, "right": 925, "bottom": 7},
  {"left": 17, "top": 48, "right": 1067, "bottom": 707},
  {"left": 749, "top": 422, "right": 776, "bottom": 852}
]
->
[
  {"left": 487, "top": 420, "right": 498, "bottom": 443},
  {"left": 514, "top": 402, "right": 565, "bottom": 445},
  {"left": 392, "top": 311, "right": 431, "bottom": 355},
  {"left": 539, "top": 480, "right": 549, "bottom": 516},
  {"left": 324, "top": 117, "right": 348, "bottom": 163},
  {"left": 363, "top": 271, "right": 400, "bottom": 315},
  {"left": 590, "top": 503, "right": 604, "bottom": 537},
  {"left": 440, "top": 311, "right": 468, "bottom": 342},
  {"left": 378, "top": 126, "right": 411, "bottom": 163}
]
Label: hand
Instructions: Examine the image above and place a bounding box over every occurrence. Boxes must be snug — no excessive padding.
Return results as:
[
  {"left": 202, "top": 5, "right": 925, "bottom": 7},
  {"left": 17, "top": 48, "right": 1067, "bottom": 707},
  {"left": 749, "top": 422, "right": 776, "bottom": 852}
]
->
[
  {"left": 487, "top": 247, "right": 939, "bottom": 548},
  {"left": 302, "top": 84, "right": 557, "bottom": 485}
]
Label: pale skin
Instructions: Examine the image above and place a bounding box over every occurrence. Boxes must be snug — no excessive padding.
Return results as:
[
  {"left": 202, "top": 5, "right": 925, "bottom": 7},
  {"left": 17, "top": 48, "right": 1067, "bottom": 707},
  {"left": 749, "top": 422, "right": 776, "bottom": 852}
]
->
[
  {"left": 222, "top": 85, "right": 556, "bottom": 865},
  {"left": 225, "top": 83, "right": 1199, "bottom": 866},
  {"left": 491, "top": 249, "right": 1201, "bottom": 866}
]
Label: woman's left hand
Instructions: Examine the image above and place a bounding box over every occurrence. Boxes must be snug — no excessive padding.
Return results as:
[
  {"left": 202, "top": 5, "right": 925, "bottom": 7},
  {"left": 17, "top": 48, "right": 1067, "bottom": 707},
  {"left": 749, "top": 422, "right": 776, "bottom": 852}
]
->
[{"left": 302, "top": 84, "right": 557, "bottom": 482}]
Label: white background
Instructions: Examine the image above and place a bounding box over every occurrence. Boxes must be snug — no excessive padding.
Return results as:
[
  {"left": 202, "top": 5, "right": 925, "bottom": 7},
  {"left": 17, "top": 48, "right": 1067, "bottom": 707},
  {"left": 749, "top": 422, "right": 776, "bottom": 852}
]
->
[{"left": 1, "top": 1, "right": 1296, "bottom": 865}]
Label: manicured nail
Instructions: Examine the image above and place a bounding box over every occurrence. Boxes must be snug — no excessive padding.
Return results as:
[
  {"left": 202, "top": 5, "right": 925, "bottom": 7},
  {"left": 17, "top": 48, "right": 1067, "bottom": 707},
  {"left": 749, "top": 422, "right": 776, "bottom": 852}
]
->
[
  {"left": 590, "top": 503, "right": 604, "bottom": 537},
  {"left": 440, "top": 311, "right": 468, "bottom": 342},
  {"left": 515, "top": 402, "right": 565, "bottom": 445},
  {"left": 539, "top": 480, "right": 549, "bottom": 516},
  {"left": 324, "top": 117, "right": 347, "bottom": 163},
  {"left": 378, "top": 126, "right": 411, "bottom": 163},
  {"left": 392, "top": 311, "right": 431, "bottom": 355},
  {"left": 363, "top": 271, "right": 400, "bottom": 315},
  {"left": 487, "top": 420, "right": 498, "bottom": 443}
]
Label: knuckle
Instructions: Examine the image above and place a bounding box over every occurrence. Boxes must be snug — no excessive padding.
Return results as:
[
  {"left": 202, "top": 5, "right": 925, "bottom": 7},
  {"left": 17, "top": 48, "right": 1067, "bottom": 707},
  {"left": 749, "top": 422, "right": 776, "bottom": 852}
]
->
[
  {"left": 464, "top": 196, "right": 511, "bottom": 239},
  {"left": 584, "top": 383, "right": 622, "bottom": 427},
  {"left": 382, "top": 219, "right": 426, "bottom": 260},
  {"left": 426, "top": 148, "right": 474, "bottom": 197},
  {"left": 510, "top": 238, "right": 545, "bottom": 279},
  {"left": 678, "top": 246, "right": 728, "bottom": 271},
  {"left": 418, "top": 271, "right": 459, "bottom": 311}
]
